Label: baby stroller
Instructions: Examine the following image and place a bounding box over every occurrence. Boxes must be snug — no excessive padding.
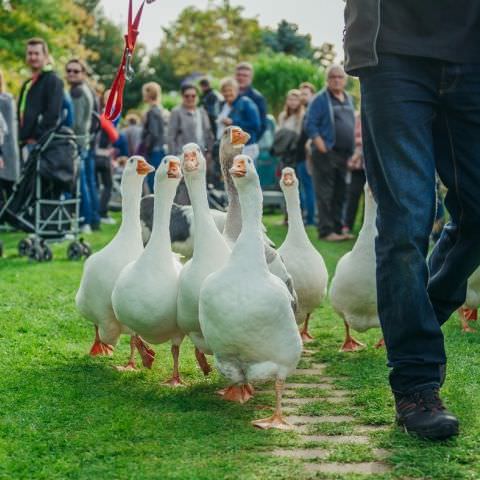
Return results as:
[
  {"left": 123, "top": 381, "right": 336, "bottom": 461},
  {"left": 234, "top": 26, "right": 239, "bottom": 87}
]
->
[{"left": 0, "top": 126, "right": 90, "bottom": 261}]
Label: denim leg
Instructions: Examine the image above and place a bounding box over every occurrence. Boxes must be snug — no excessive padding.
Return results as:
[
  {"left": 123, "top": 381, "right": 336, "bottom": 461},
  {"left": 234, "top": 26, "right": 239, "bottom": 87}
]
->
[
  {"left": 146, "top": 148, "right": 164, "bottom": 193},
  {"left": 360, "top": 54, "right": 445, "bottom": 394},
  {"left": 296, "top": 160, "right": 316, "bottom": 225},
  {"left": 427, "top": 63, "right": 480, "bottom": 325},
  {"left": 79, "top": 155, "right": 92, "bottom": 226},
  {"left": 85, "top": 150, "right": 100, "bottom": 226}
]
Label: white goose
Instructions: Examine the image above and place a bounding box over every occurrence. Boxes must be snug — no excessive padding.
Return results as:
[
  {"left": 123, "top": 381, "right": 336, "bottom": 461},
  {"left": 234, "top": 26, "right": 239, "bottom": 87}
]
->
[
  {"left": 112, "top": 156, "right": 186, "bottom": 385},
  {"left": 329, "top": 186, "right": 382, "bottom": 351},
  {"left": 220, "top": 126, "right": 298, "bottom": 308},
  {"left": 199, "top": 155, "right": 302, "bottom": 429},
  {"left": 75, "top": 156, "right": 156, "bottom": 368},
  {"left": 278, "top": 167, "right": 328, "bottom": 342},
  {"left": 459, "top": 267, "right": 480, "bottom": 332},
  {"left": 177, "top": 143, "right": 231, "bottom": 374}
]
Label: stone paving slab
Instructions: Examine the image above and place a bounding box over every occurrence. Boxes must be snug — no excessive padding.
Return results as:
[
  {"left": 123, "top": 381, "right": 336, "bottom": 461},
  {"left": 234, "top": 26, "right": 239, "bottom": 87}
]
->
[
  {"left": 300, "top": 434, "right": 370, "bottom": 445},
  {"left": 272, "top": 448, "right": 329, "bottom": 460},
  {"left": 304, "top": 461, "right": 391, "bottom": 475},
  {"left": 286, "top": 415, "right": 356, "bottom": 425},
  {"left": 285, "top": 383, "right": 333, "bottom": 390},
  {"left": 328, "top": 390, "right": 350, "bottom": 397}
]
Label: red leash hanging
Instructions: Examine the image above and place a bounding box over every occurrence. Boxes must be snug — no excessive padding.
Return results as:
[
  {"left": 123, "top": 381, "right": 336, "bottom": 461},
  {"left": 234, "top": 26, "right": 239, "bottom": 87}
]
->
[{"left": 104, "top": 0, "right": 157, "bottom": 121}]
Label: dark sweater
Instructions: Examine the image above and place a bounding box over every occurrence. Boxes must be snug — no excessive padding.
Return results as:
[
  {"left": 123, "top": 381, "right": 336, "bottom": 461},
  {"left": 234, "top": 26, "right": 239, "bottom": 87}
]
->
[{"left": 18, "top": 70, "right": 64, "bottom": 143}]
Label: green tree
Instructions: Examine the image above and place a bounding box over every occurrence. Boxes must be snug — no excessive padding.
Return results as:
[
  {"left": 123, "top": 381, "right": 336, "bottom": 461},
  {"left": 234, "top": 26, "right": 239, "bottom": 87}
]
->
[
  {"left": 262, "top": 20, "right": 316, "bottom": 61},
  {"left": 160, "top": 0, "right": 262, "bottom": 78},
  {"left": 253, "top": 53, "right": 325, "bottom": 116}
]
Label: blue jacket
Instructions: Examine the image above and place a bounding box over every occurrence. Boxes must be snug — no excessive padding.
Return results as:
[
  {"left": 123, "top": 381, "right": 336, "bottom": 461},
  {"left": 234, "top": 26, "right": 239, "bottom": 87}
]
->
[
  {"left": 305, "top": 88, "right": 355, "bottom": 151},
  {"left": 239, "top": 86, "right": 267, "bottom": 140},
  {"left": 227, "top": 95, "right": 261, "bottom": 145}
]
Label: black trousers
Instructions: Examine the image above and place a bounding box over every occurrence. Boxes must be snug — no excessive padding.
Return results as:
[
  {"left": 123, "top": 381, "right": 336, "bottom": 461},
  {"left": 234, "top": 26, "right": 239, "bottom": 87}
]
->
[
  {"left": 343, "top": 169, "right": 366, "bottom": 231},
  {"left": 96, "top": 160, "right": 113, "bottom": 218},
  {"left": 311, "top": 149, "right": 349, "bottom": 237}
]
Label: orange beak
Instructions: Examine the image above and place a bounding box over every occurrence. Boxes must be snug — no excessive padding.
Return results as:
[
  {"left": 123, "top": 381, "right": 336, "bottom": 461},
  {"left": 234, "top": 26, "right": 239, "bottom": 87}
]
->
[
  {"left": 183, "top": 150, "right": 199, "bottom": 172},
  {"left": 167, "top": 159, "right": 181, "bottom": 179},
  {"left": 230, "top": 128, "right": 250, "bottom": 146},
  {"left": 230, "top": 157, "right": 247, "bottom": 178},
  {"left": 282, "top": 172, "right": 295, "bottom": 186},
  {"left": 136, "top": 158, "right": 155, "bottom": 175}
]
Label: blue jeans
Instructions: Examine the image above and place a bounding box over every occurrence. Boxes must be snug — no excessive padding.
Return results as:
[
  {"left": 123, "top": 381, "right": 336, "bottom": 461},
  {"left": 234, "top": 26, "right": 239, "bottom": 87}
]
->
[
  {"left": 146, "top": 148, "right": 164, "bottom": 193},
  {"left": 85, "top": 149, "right": 100, "bottom": 226},
  {"left": 79, "top": 151, "right": 91, "bottom": 226},
  {"left": 296, "top": 160, "right": 316, "bottom": 225},
  {"left": 360, "top": 54, "right": 480, "bottom": 394}
]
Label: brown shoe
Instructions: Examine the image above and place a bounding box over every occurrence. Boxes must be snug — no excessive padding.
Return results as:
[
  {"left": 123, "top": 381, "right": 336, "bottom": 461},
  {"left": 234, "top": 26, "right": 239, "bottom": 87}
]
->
[{"left": 320, "top": 232, "right": 347, "bottom": 242}]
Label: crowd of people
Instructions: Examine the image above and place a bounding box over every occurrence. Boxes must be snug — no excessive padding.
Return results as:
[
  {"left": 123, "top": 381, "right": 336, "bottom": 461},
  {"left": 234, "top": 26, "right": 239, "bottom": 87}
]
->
[{"left": 0, "top": 37, "right": 365, "bottom": 240}]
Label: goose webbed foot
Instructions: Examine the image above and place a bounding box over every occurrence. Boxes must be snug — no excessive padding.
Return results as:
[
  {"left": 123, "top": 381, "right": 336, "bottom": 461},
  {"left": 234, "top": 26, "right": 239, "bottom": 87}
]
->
[
  {"left": 194, "top": 347, "right": 212, "bottom": 376},
  {"left": 115, "top": 336, "right": 139, "bottom": 371},
  {"left": 89, "top": 326, "right": 114, "bottom": 356},
  {"left": 340, "top": 321, "right": 365, "bottom": 352},
  {"left": 252, "top": 379, "right": 292, "bottom": 430},
  {"left": 133, "top": 335, "right": 156, "bottom": 369},
  {"left": 218, "top": 384, "right": 254, "bottom": 404},
  {"left": 162, "top": 344, "right": 186, "bottom": 387},
  {"left": 374, "top": 338, "right": 385, "bottom": 349},
  {"left": 300, "top": 314, "right": 314, "bottom": 343}
]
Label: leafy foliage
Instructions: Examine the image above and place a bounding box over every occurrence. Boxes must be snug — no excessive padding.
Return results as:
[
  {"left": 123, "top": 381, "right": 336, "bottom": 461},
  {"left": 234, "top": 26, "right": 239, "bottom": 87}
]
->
[
  {"left": 159, "top": 0, "right": 263, "bottom": 78},
  {"left": 253, "top": 53, "right": 325, "bottom": 116}
]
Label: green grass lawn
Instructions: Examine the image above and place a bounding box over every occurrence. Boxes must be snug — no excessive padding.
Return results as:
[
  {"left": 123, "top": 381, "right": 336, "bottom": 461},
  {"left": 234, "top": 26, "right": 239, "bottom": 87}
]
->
[{"left": 1, "top": 214, "right": 479, "bottom": 480}]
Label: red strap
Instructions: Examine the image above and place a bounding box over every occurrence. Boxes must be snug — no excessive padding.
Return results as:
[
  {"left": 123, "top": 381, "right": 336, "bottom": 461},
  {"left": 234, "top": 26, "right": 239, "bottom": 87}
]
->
[{"left": 104, "top": 0, "right": 149, "bottom": 121}]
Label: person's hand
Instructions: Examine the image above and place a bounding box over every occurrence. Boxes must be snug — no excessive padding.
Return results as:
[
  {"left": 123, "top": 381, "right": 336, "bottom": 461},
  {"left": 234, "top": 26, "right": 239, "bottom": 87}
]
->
[
  {"left": 26, "top": 138, "right": 37, "bottom": 145},
  {"left": 313, "top": 136, "right": 327, "bottom": 154},
  {"left": 222, "top": 117, "right": 233, "bottom": 126},
  {"left": 0, "top": 157, "right": 4, "bottom": 169}
]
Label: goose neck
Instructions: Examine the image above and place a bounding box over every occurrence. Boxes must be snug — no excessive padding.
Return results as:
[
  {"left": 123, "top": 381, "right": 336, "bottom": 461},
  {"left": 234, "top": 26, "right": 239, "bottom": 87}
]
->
[
  {"left": 283, "top": 186, "right": 310, "bottom": 243},
  {"left": 117, "top": 178, "right": 143, "bottom": 239}
]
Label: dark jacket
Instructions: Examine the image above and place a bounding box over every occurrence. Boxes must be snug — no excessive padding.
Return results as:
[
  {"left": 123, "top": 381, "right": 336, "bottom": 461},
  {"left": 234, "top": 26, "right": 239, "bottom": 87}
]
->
[
  {"left": 200, "top": 88, "right": 221, "bottom": 137},
  {"left": 304, "top": 88, "right": 355, "bottom": 152},
  {"left": 142, "top": 105, "right": 165, "bottom": 154},
  {"left": 226, "top": 95, "right": 261, "bottom": 145},
  {"left": 239, "top": 86, "right": 267, "bottom": 140},
  {"left": 18, "top": 70, "right": 64, "bottom": 143},
  {"left": 343, "top": 0, "right": 382, "bottom": 74},
  {"left": 272, "top": 128, "right": 299, "bottom": 167}
]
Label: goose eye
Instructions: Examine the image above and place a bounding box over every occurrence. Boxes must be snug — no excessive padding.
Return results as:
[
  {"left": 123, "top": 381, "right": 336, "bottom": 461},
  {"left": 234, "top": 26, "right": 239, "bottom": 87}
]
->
[
  {"left": 130, "top": 159, "right": 134, "bottom": 164},
  {"left": 248, "top": 159, "right": 251, "bottom": 164}
]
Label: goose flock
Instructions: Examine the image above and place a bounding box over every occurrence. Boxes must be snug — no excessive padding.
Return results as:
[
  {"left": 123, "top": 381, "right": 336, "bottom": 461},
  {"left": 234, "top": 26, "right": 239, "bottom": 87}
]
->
[{"left": 75, "top": 125, "right": 480, "bottom": 430}]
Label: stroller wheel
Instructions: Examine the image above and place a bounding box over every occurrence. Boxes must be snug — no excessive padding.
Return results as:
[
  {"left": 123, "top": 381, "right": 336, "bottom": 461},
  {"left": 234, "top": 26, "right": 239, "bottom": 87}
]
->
[
  {"left": 79, "top": 239, "right": 92, "bottom": 258},
  {"left": 29, "top": 244, "right": 44, "bottom": 262},
  {"left": 42, "top": 244, "right": 53, "bottom": 262},
  {"left": 67, "top": 241, "right": 84, "bottom": 261},
  {"left": 18, "top": 238, "right": 33, "bottom": 257}
]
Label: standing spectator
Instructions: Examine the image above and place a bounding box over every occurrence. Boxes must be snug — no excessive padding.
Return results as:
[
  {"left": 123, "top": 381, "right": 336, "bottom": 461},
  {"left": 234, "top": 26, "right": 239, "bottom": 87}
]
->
[
  {"left": 168, "top": 83, "right": 214, "bottom": 204},
  {"left": 305, "top": 65, "right": 355, "bottom": 241},
  {"left": 343, "top": 0, "right": 480, "bottom": 440},
  {"left": 141, "top": 82, "right": 166, "bottom": 193},
  {"left": 122, "top": 113, "right": 143, "bottom": 157},
  {"left": 217, "top": 77, "right": 260, "bottom": 149},
  {"left": 199, "top": 77, "right": 222, "bottom": 138},
  {"left": 296, "top": 82, "right": 316, "bottom": 225},
  {"left": 273, "top": 89, "right": 305, "bottom": 169},
  {"left": 0, "top": 69, "right": 20, "bottom": 204},
  {"left": 235, "top": 62, "right": 267, "bottom": 162},
  {"left": 66, "top": 58, "right": 99, "bottom": 234},
  {"left": 18, "top": 38, "right": 64, "bottom": 148},
  {"left": 342, "top": 112, "right": 366, "bottom": 236}
]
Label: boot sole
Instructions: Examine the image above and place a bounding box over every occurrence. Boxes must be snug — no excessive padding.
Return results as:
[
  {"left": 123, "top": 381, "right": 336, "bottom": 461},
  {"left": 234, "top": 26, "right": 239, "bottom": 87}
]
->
[{"left": 397, "top": 419, "right": 459, "bottom": 441}]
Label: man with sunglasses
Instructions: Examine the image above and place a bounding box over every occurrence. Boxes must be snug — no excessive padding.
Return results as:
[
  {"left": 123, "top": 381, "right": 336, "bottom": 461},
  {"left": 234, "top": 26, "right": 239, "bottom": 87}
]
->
[{"left": 66, "top": 58, "right": 99, "bottom": 234}]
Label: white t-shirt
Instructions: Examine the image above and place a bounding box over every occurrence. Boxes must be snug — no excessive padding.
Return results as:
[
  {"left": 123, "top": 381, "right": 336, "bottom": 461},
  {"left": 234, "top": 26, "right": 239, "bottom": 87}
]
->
[{"left": 216, "top": 103, "right": 232, "bottom": 140}]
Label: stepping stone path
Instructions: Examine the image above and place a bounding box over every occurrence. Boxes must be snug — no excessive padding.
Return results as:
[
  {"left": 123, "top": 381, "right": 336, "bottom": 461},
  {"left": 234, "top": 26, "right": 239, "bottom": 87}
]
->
[{"left": 263, "top": 348, "right": 393, "bottom": 477}]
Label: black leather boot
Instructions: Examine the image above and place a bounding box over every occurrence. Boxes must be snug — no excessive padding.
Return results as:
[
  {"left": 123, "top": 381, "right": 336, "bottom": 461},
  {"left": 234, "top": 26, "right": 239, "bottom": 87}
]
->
[{"left": 394, "top": 388, "right": 459, "bottom": 440}]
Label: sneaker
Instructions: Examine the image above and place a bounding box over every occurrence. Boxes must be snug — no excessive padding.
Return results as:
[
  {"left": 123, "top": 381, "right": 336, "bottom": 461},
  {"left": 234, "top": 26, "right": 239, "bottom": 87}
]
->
[
  {"left": 394, "top": 388, "right": 459, "bottom": 440},
  {"left": 80, "top": 224, "right": 92, "bottom": 235},
  {"left": 101, "top": 216, "right": 117, "bottom": 225},
  {"left": 320, "top": 232, "right": 347, "bottom": 242}
]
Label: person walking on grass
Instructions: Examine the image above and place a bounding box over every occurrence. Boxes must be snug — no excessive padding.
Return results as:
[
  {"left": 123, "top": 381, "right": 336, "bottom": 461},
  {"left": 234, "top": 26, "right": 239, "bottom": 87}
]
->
[
  {"left": 343, "top": 0, "right": 480, "bottom": 440},
  {"left": 66, "top": 58, "right": 99, "bottom": 234},
  {"left": 141, "top": 82, "right": 166, "bottom": 194},
  {"left": 305, "top": 65, "right": 355, "bottom": 242}
]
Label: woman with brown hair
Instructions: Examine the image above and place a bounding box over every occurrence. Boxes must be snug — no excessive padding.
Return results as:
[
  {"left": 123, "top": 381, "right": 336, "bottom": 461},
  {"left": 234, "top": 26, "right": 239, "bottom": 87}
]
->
[{"left": 278, "top": 89, "right": 305, "bottom": 135}]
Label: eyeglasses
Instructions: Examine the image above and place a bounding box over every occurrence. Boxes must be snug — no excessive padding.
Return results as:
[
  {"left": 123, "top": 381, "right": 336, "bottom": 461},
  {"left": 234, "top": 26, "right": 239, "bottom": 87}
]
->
[
  {"left": 66, "top": 69, "right": 82, "bottom": 74},
  {"left": 328, "top": 75, "right": 345, "bottom": 80}
]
